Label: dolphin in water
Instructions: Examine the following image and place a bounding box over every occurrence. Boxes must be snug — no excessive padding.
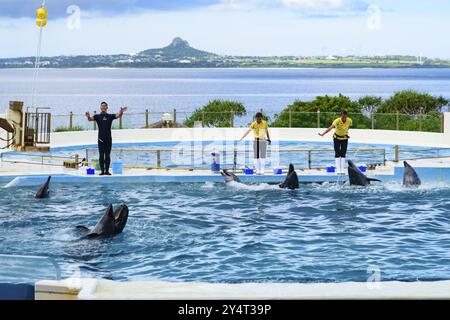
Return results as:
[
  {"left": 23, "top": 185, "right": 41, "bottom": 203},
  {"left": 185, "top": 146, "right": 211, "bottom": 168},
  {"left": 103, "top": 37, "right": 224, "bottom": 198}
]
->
[
  {"left": 347, "top": 160, "right": 381, "bottom": 186},
  {"left": 76, "top": 204, "right": 129, "bottom": 238},
  {"left": 403, "top": 161, "right": 421, "bottom": 187},
  {"left": 279, "top": 164, "right": 299, "bottom": 189},
  {"left": 221, "top": 169, "right": 241, "bottom": 183},
  {"left": 35, "top": 176, "right": 51, "bottom": 198}
]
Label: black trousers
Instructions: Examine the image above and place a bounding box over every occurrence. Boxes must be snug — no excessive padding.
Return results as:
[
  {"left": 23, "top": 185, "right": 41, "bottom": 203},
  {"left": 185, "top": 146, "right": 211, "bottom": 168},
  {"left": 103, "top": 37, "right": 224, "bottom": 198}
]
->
[
  {"left": 98, "top": 137, "right": 112, "bottom": 173},
  {"left": 334, "top": 138, "right": 348, "bottom": 158}
]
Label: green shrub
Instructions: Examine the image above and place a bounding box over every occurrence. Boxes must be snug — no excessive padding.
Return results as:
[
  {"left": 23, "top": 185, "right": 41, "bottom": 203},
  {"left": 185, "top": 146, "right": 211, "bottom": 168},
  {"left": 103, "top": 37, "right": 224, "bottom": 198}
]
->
[{"left": 184, "top": 100, "right": 247, "bottom": 127}]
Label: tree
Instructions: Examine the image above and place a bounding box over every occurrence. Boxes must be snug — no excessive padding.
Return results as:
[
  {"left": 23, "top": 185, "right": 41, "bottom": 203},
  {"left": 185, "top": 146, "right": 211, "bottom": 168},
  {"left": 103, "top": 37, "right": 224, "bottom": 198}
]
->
[
  {"left": 358, "top": 96, "right": 383, "bottom": 113},
  {"left": 270, "top": 94, "right": 368, "bottom": 128},
  {"left": 184, "top": 100, "right": 246, "bottom": 127},
  {"left": 377, "top": 90, "right": 448, "bottom": 114}
]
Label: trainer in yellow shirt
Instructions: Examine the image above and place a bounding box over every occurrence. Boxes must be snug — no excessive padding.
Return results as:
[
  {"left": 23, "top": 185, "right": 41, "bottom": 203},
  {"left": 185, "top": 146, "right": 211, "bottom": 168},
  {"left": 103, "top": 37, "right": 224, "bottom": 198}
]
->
[
  {"left": 319, "top": 111, "right": 352, "bottom": 174},
  {"left": 238, "top": 112, "right": 271, "bottom": 175}
]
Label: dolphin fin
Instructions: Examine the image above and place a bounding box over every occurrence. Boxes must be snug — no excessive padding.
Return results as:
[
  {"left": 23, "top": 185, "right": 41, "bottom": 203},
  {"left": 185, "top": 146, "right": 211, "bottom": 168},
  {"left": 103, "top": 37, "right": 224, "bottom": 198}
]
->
[{"left": 76, "top": 226, "right": 91, "bottom": 233}]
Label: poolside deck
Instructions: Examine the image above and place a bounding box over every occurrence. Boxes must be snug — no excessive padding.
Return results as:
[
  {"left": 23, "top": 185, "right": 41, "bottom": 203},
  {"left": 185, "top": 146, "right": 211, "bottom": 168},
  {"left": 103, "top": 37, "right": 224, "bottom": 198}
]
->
[
  {"left": 2, "top": 157, "right": 450, "bottom": 187},
  {"left": 35, "top": 278, "right": 450, "bottom": 300}
]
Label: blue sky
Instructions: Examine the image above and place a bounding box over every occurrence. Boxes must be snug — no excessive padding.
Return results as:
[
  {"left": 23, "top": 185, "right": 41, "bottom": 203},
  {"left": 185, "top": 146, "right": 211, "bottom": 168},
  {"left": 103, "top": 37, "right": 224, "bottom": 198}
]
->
[{"left": 0, "top": 0, "right": 449, "bottom": 58}]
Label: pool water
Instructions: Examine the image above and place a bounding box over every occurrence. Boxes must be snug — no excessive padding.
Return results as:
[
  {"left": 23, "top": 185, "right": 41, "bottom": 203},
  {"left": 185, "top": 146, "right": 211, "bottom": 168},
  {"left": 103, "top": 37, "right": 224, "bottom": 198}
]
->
[{"left": 1, "top": 180, "right": 449, "bottom": 283}]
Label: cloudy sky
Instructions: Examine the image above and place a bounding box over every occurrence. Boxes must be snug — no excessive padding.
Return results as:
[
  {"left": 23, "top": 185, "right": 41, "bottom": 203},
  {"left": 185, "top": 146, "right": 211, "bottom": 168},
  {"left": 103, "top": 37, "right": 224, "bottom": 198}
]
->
[{"left": 0, "top": 0, "right": 449, "bottom": 58}]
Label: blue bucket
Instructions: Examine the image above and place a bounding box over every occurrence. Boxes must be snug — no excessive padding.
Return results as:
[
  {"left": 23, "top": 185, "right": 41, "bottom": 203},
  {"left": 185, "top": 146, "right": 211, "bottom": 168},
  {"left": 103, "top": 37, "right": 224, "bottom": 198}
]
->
[
  {"left": 326, "top": 166, "right": 336, "bottom": 173},
  {"left": 211, "top": 162, "right": 220, "bottom": 172},
  {"left": 358, "top": 166, "right": 367, "bottom": 173},
  {"left": 86, "top": 168, "right": 95, "bottom": 175},
  {"left": 273, "top": 168, "right": 282, "bottom": 175},
  {"left": 112, "top": 162, "right": 123, "bottom": 174},
  {"left": 245, "top": 168, "right": 254, "bottom": 175}
]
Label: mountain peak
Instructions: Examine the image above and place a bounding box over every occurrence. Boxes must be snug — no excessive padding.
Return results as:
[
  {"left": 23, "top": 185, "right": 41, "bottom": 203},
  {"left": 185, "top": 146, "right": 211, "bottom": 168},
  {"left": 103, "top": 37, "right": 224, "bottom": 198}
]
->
[{"left": 168, "top": 37, "right": 190, "bottom": 48}]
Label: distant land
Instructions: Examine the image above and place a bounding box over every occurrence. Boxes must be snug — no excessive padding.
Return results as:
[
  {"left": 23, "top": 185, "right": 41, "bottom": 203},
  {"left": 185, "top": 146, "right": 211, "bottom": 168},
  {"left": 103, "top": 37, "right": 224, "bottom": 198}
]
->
[{"left": 1, "top": 37, "right": 449, "bottom": 69}]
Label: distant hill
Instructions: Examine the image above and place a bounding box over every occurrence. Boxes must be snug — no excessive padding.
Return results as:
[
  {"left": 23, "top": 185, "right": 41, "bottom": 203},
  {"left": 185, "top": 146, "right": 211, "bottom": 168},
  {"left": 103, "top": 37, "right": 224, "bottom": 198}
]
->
[
  {"left": 139, "top": 37, "right": 216, "bottom": 60},
  {"left": 0, "top": 37, "right": 449, "bottom": 68}
]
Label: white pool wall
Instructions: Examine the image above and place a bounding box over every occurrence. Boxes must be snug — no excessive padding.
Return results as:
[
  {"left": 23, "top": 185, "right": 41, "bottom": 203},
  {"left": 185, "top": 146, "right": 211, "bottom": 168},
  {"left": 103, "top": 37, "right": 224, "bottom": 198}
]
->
[{"left": 49, "top": 112, "right": 450, "bottom": 148}]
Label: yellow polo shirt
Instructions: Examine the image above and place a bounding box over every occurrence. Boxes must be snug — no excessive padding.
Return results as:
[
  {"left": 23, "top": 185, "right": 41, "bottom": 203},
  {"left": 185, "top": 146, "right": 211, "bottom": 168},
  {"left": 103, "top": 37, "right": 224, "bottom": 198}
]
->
[
  {"left": 250, "top": 120, "right": 268, "bottom": 139},
  {"left": 332, "top": 117, "right": 352, "bottom": 140}
]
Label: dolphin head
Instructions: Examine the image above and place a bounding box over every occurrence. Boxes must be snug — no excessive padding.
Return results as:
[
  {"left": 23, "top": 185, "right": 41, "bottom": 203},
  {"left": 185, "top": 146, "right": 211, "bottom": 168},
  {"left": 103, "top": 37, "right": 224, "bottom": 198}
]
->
[
  {"left": 35, "top": 176, "right": 51, "bottom": 198},
  {"left": 113, "top": 204, "right": 129, "bottom": 234},
  {"left": 221, "top": 170, "right": 240, "bottom": 183},
  {"left": 279, "top": 164, "right": 299, "bottom": 189},
  {"left": 403, "top": 161, "right": 421, "bottom": 187},
  {"left": 288, "top": 164, "right": 294, "bottom": 175}
]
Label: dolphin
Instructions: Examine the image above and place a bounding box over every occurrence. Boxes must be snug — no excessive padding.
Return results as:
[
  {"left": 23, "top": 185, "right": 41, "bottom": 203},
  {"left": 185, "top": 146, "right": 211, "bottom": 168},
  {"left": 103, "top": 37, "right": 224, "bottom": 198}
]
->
[
  {"left": 35, "top": 176, "right": 51, "bottom": 198},
  {"left": 279, "top": 164, "right": 299, "bottom": 189},
  {"left": 347, "top": 160, "right": 381, "bottom": 186},
  {"left": 76, "top": 204, "right": 129, "bottom": 238},
  {"left": 403, "top": 161, "right": 421, "bottom": 187},
  {"left": 221, "top": 169, "right": 241, "bottom": 183}
]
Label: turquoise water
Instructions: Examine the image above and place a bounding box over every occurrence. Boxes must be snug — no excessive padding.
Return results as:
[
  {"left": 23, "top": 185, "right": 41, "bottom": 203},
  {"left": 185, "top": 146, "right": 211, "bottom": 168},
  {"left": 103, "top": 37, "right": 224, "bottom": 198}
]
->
[{"left": 0, "top": 179, "right": 449, "bottom": 283}]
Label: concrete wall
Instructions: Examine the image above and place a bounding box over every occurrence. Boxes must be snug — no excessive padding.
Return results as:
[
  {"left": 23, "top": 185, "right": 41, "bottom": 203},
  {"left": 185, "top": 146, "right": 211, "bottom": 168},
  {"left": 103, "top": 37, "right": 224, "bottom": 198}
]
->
[{"left": 51, "top": 113, "right": 450, "bottom": 149}]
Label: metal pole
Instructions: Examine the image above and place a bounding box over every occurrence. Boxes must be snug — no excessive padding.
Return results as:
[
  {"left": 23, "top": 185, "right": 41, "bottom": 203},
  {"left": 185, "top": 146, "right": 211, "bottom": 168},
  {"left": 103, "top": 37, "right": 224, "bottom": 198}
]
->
[
  {"left": 69, "top": 112, "right": 73, "bottom": 130},
  {"left": 308, "top": 150, "right": 312, "bottom": 169},
  {"left": 317, "top": 110, "right": 320, "bottom": 129},
  {"left": 157, "top": 150, "right": 161, "bottom": 168},
  {"left": 119, "top": 113, "right": 123, "bottom": 129},
  {"left": 93, "top": 111, "right": 97, "bottom": 130},
  {"left": 441, "top": 113, "right": 444, "bottom": 133},
  {"left": 230, "top": 111, "right": 234, "bottom": 127},
  {"left": 145, "top": 109, "right": 149, "bottom": 128},
  {"left": 202, "top": 111, "right": 205, "bottom": 128},
  {"left": 371, "top": 112, "right": 375, "bottom": 130},
  {"left": 173, "top": 109, "right": 177, "bottom": 127},
  {"left": 394, "top": 145, "right": 399, "bottom": 162},
  {"left": 289, "top": 107, "right": 292, "bottom": 128},
  {"left": 396, "top": 112, "right": 399, "bottom": 131},
  {"left": 419, "top": 111, "right": 423, "bottom": 131}
]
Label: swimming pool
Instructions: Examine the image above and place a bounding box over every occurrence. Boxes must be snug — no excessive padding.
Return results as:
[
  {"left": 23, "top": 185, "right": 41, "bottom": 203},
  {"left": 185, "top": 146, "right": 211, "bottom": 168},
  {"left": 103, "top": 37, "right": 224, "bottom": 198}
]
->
[{"left": 1, "top": 180, "right": 449, "bottom": 284}]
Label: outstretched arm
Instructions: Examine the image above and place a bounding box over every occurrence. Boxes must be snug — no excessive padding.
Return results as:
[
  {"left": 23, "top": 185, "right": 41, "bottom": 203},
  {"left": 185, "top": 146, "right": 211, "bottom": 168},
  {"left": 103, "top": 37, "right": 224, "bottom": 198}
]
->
[
  {"left": 116, "top": 106, "right": 128, "bottom": 119},
  {"left": 266, "top": 128, "right": 271, "bottom": 144},
  {"left": 238, "top": 128, "right": 252, "bottom": 142},
  {"left": 85, "top": 112, "right": 94, "bottom": 122},
  {"left": 319, "top": 125, "right": 334, "bottom": 137}
]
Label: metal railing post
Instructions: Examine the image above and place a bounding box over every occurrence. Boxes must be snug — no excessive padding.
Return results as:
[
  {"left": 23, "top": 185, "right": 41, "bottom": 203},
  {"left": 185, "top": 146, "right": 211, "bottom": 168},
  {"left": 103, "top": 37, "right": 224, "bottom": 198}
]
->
[
  {"left": 371, "top": 112, "right": 375, "bottom": 130},
  {"left": 145, "top": 109, "right": 149, "bottom": 128},
  {"left": 230, "top": 111, "right": 234, "bottom": 127},
  {"left": 317, "top": 110, "right": 320, "bottom": 128},
  {"left": 202, "top": 111, "right": 205, "bottom": 127},
  {"left": 289, "top": 107, "right": 292, "bottom": 128},
  {"left": 441, "top": 113, "right": 444, "bottom": 133},
  {"left": 93, "top": 111, "right": 97, "bottom": 130},
  {"left": 156, "top": 150, "right": 161, "bottom": 168},
  {"left": 308, "top": 150, "right": 312, "bottom": 169},
  {"left": 173, "top": 109, "right": 177, "bottom": 127},
  {"left": 69, "top": 112, "right": 73, "bottom": 130},
  {"left": 419, "top": 111, "right": 423, "bottom": 131},
  {"left": 394, "top": 145, "right": 399, "bottom": 162},
  {"left": 119, "top": 113, "right": 123, "bottom": 129},
  {"left": 396, "top": 112, "right": 399, "bottom": 130}
]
